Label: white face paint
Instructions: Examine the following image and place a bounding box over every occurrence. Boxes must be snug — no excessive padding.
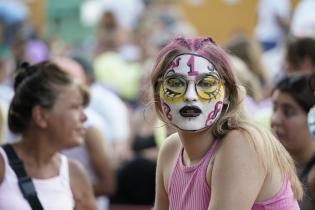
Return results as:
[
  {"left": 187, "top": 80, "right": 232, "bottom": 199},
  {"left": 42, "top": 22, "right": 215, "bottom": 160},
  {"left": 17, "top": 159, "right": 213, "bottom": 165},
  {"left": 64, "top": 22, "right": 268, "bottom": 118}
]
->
[{"left": 160, "top": 53, "right": 225, "bottom": 131}]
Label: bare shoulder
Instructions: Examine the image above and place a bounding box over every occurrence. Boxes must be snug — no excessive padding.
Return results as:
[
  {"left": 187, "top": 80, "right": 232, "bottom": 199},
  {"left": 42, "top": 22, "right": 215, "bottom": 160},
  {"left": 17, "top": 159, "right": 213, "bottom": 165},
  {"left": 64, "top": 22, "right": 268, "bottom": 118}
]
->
[
  {"left": 68, "top": 159, "right": 86, "bottom": 181},
  {"left": 68, "top": 159, "right": 91, "bottom": 197},
  {"left": 209, "top": 129, "right": 267, "bottom": 209},
  {"left": 216, "top": 128, "right": 265, "bottom": 171},
  {"left": 220, "top": 129, "right": 257, "bottom": 152},
  {"left": 159, "top": 132, "right": 181, "bottom": 159},
  {"left": 68, "top": 159, "right": 88, "bottom": 194},
  {"left": 158, "top": 132, "right": 181, "bottom": 171},
  {"left": 157, "top": 132, "right": 181, "bottom": 189},
  {"left": 68, "top": 159, "right": 97, "bottom": 210}
]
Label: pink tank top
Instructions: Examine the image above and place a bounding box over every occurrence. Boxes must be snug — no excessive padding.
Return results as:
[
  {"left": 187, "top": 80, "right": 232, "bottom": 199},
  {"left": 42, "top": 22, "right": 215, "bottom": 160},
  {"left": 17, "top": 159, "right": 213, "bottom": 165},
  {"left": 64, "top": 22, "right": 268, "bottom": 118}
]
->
[
  {"left": 168, "top": 140, "right": 300, "bottom": 210},
  {"left": 0, "top": 147, "right": 75, "bottom": 210}
]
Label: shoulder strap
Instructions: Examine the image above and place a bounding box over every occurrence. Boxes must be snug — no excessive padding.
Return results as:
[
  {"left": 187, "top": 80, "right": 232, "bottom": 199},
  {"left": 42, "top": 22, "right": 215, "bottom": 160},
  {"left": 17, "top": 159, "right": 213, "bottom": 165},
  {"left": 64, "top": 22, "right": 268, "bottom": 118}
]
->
[
  {"left": 301, "top": 153, "right": 315, "bottom": 179},
  {"left": 1, "top": 144, "right": 44, "bottom": 210}
]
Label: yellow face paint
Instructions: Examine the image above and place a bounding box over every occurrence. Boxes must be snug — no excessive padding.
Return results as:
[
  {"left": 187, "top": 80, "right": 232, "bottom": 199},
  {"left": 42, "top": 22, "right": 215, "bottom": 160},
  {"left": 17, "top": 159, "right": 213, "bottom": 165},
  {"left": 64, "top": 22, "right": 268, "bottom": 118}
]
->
[
  {"left": 160, "top": 75, "right": 224, "bottom": 104},
  {"left": 160, "top": 76, "right": 186, "bottom": 103},
  {"left": 158, "top": 53, "right": 226, "bottom": 131}
]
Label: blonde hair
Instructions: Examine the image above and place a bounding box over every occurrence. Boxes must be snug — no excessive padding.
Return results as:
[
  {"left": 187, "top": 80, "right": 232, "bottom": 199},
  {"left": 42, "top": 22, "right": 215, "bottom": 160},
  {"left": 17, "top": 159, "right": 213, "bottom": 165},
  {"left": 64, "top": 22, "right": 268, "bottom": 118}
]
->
[
  {"left": 151, "top": 37, "right": 303, "bottom": 200},
  {"left": 0, "top": 103, "right": 5, "bottom": 144},
  {"left": 225, "top": 34, "right": 270, "bottom": 86},
  {"left": 229, "top": 55, "right": 263, "bottom": 102}
]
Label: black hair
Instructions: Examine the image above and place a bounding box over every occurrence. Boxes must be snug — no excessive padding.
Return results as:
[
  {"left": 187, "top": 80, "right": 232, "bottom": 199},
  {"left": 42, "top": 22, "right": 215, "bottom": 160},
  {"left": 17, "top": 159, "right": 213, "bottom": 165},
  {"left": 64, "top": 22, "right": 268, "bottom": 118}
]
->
[
  {"left": 8, "top": 61, "right": 72, "bottom": 133},
  {"left": 273, "top": 74, "right": 315, "bottom": 113},
  {"left": 286, "top": 37, "right": 315, "bottom": 71}
]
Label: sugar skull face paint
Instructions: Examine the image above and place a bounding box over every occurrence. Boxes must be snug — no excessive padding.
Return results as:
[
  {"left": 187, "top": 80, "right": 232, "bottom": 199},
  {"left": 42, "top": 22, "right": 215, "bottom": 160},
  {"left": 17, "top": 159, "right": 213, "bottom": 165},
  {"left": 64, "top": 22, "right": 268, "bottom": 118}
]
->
[{"left": 159, "top": 53, "right": 225, "bottom": 131}]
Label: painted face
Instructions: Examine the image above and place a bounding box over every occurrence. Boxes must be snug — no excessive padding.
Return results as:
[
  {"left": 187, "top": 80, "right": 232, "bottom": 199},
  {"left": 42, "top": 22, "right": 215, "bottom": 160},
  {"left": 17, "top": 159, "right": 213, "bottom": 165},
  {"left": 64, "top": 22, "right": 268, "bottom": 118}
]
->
[{"left": 159, "top": 53, "right": 225, "bottom": 131}]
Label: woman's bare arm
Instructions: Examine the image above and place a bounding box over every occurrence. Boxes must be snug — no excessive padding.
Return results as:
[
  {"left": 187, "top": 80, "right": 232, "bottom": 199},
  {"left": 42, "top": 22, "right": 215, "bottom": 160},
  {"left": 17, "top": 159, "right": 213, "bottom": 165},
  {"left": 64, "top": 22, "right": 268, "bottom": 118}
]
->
[
  {"left": 85, "top": 126, "right": 116, "bottom": 196},
  {"left": 208, "top": 130, "right": 266, "bottom": 210},
  {"left": 154, "top": 133, "right": 180, "bottom": 210},
  {"left": 69, "top": 159, "right": 98, "bottom": 210}
]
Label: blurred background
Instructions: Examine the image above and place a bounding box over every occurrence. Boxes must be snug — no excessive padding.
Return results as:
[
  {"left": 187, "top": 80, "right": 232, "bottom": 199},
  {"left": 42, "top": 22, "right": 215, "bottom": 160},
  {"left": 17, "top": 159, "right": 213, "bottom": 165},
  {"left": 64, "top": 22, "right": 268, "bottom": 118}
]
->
[
  {"left": 17, "top": 0, "right": 300, "bottom": 44},
  {"left": 1, "top": 0, "right": 315, "bottom": 209}
]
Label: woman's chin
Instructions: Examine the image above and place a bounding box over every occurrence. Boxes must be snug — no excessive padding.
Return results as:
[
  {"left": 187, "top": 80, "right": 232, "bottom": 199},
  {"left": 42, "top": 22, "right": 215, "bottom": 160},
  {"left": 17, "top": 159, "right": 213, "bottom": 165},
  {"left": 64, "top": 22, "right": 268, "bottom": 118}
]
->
[{"left": 64, "top": 137, "right": 84, "bottom": 149}]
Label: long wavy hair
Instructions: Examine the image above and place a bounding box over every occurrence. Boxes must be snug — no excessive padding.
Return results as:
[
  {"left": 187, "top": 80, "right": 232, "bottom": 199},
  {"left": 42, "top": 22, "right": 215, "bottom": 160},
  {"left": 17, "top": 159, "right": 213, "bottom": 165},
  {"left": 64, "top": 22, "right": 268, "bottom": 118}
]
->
[{"left": 151, "top": 37, "right": 303, "bottom": 200}]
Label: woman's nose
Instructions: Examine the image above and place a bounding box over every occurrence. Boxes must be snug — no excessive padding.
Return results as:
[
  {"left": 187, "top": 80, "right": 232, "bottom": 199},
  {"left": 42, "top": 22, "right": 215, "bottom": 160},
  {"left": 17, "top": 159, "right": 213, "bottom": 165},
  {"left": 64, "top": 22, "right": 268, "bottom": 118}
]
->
[
  {"left": 81, "top": 110, "right": 87, "bottom": 122},
  {"left": 271, "top": 109, "right": 282, "bottom": 128},
  {"left": 184, "top": 81, "right": 198, "bottom": 103}
]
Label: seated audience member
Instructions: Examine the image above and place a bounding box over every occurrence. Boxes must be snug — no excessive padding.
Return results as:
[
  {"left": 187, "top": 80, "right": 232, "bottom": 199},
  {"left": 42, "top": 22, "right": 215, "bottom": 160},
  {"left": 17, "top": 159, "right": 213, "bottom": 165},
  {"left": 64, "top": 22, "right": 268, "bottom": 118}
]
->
[
  {"left": 271, "top": 74, "right": 315, "bottom": 209},
  {"left": 0, "top": 61, "right": 97, "bottom": 209}
]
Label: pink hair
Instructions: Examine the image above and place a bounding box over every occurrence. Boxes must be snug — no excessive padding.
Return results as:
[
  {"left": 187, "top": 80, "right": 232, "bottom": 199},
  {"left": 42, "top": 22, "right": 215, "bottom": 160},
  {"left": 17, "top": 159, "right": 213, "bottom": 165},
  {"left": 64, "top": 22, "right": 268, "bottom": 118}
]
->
[
  {"left": 151, "top": 36, "right": 239, "bottom": 133},
  {"left": 151, "top": 36, "right": 236, "bottom": 89}
]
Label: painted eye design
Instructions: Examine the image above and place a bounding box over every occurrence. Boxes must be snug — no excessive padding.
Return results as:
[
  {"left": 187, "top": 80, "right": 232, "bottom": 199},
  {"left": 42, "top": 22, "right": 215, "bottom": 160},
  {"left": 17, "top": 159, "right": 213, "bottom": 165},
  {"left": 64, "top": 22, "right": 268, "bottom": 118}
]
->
[
  {"left": 163, "top": 77, "right": 186, "bottom": 99},
  {"left": 196, "top": 76, "right": 222, "bottom": 100},
  {"left": 197, "top": 77, "right": 218, "bottom": 89},
  {"left": 166, "top": 77, "right": 186, "bottom": 89},
  {"left": 163, "top": 88, "right": 182, "bottom": 98}
]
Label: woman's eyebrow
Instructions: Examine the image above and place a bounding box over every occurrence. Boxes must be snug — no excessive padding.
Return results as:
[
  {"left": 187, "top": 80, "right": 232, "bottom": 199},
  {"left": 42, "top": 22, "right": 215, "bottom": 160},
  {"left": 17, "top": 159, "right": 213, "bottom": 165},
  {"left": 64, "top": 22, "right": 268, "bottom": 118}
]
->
[
  {"left": 196, "top": 73, "right": 220, "bottom": 80},
  {"left": 164, "top": 71, "right": 187, "bottom": 79}
]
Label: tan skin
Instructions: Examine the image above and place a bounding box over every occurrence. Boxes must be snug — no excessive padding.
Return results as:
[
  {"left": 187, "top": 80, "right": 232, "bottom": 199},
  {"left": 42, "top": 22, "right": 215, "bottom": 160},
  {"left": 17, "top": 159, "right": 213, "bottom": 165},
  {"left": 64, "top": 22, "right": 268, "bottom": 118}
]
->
[
  {"left": 0, "top": 84, "right": 97, "bottom": 210},
  {"left": 271, "top": 90, "right": 315, "bottom": 200},
  {"left": 154, "top": 129, "right": 284, "bottom": 210},
  {"left": 85, "top": 126, "right": 116, "bottom": 196},
  {"left": 154, "top": 95, "right": 284, "bottom": 209}
]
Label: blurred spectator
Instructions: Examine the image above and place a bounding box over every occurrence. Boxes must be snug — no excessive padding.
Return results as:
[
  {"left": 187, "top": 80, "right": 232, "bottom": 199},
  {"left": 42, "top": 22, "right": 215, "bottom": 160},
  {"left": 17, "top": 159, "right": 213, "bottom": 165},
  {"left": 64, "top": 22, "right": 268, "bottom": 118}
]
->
[
  {"left": 283, "top": 36, "right": 315, "bottom": 74},
  {"left": 70, "top": 55, "right": 132, "bottom": 168},
  {"left": 94, "top": 10, "right": 127, "bottom": 57},
  {"left": 0, "top": 61, "right": 97, "bottom": 209},
  {"left": 25, "top": 38, "right": 49, "bottom": 64},
  {"left": 0, "top": 102, "right": 4, "bottom": 144},
  {"left": 284, "top": 36, "right": 315, "bottom": 153},
  {"left": 62, "top": 125, "right": 116, "bottom": 210},
  {"left": 109, "top": 59, "right": 163, "bottom": 206},
  {"left": 229, "top": 55, "right": 272, "bottom": 128},
  {"left": 99, "top": 0, "right": 144, "bottom": 31},
  {"left": 229, "top": 55, "right": 262, "bottom": 103},
  {"left": 93, "top": 50, "right": 141, "bottom": 104},
  {"left": 225, "top": 34, "right": 272, "bottom": 100},
  {"left": 0, "top": 47, "right": 15, "bottom": 143},
  {"left": 0, "top": 0, "right": 29, "bottom": 46},
  {"left": 271, "top": 74, "right": 315, "bottom": 209},
  {"left": 255, "top": 0, "right": 291, "bottom": 52},
  {"left": 291, "top": 0, "right": 315, "bottom": 38},
  {"left": 54, "top": 56, "right": 117, "bottom": 210}
]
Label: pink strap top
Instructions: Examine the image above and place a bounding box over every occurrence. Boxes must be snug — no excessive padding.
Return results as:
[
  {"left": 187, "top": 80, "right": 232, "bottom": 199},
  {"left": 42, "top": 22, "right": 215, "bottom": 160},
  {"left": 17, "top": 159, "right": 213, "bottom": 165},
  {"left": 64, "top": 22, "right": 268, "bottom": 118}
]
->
[
  {"left": 0, "top": 147, "right": 75, "bottom": 210},
  {"left": 252, "top": 175, "right": 300, "bottom": 210},
  {"left": 168, "top": 140, "right": 300, "bottom": 210},
  {"left": 168, "top": 140, "right": 218, "bottom": 210}
]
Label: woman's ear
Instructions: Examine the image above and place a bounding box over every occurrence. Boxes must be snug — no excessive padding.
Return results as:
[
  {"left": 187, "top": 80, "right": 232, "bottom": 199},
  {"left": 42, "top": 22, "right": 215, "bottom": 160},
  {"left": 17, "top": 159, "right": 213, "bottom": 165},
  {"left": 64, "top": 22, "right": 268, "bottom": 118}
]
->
[
  {"left": 32, "top": 105, "right": 48, "bottom": 128},
  {"left": 223, "top": 97, "right": 230, "bottom": 105}
]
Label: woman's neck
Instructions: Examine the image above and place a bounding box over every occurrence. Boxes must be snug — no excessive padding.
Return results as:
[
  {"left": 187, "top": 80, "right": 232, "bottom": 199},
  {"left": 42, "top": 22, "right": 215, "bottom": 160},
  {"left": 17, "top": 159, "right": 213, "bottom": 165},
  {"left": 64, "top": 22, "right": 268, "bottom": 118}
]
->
[
  {"left": 178, "top": 128, "right": 215, "bottom": 165},
  {"left": 14, "top": 132, "right": 58, "bottom": 168}
]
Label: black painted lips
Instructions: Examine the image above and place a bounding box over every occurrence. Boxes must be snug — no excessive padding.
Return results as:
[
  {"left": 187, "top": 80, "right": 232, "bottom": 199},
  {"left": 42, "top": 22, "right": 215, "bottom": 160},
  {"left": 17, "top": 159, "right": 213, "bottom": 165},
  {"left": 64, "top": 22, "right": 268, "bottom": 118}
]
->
[{"left": 179, "top": 106, "right": 202, "bottom": 117}]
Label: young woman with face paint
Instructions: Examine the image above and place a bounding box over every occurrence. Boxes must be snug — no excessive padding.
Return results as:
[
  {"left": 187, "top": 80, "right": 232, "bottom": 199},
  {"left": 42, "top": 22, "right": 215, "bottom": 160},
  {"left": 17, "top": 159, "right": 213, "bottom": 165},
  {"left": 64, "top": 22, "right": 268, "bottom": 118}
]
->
[{"left": 151, "top": 37, "right": 302, "bottom": 210}]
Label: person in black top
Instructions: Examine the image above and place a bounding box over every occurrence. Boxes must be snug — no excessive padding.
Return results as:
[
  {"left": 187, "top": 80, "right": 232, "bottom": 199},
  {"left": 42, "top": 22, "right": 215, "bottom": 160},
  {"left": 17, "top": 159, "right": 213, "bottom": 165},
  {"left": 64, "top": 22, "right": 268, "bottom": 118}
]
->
[{"left": 271, "top": 74, "right": 315, "bottom": 210}]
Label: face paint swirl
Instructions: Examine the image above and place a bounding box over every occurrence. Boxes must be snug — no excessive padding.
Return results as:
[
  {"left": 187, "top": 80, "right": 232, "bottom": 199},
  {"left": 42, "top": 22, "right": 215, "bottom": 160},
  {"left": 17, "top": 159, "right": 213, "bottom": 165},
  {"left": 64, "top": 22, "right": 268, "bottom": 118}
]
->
[{"left": 160, "top": 54, "right": 225, "bottom": 131}]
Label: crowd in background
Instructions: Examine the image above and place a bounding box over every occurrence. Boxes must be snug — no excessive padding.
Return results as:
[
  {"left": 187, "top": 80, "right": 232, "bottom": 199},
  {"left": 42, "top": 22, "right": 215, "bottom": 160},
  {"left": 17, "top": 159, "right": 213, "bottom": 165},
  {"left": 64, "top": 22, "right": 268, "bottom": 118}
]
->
[{"left": 0, "top": 0, "right": 315, "bottom": 210}]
